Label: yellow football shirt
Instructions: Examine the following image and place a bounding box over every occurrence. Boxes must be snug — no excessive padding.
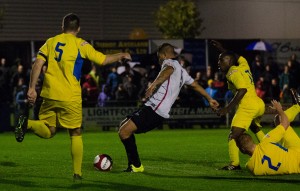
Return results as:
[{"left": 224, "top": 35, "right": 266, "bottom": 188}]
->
[
  {"left": 226, "top": 56, "right": 257, "bottom": 98},
  {"left": 36, "top": 33, "right": 106, "bottom": 101},
  {"left": 246, "top": 125, "right": 300, "bottom": 175}
]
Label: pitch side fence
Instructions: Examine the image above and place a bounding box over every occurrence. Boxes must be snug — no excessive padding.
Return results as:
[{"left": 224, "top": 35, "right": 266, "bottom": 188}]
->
[{"left": 82, "top": 102, "right": 300, "bottom": 129}]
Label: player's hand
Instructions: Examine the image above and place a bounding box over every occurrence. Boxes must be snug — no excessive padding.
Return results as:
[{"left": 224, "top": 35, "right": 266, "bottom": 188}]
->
[
  {"left": 208, "top": 99, "right": 220, "bottom": 111},
  {"left": 27, "top": 87, "right": 37, "bottom": 105},
  {"left": 210, "top": 40, "right": 226, "bottom": 52},
  {"left": 122, "top": 53, "right": 132, "bottom": 62},
  {"left": 144, "top": 84, "right": 157, "bottom": 99},
  {"left": 269, "top": 99, "right": 284, "bottom": 113}
]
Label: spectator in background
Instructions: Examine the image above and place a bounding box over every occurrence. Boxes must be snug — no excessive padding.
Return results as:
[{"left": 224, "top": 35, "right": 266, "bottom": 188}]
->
[
  {"left": 120, "top": 63, "right": 141, "bottom": 90},
  {"left": 204, "top": 79, "right": 218, "bottom": 107},
  {"left": 212, "top": 72, "right": 225, "bottom": 97},
  {"left": 15, "top": 85, "right": 29, "bottom": 125},
  {"left": 97, "top": 84, "right": 110, "bottom": 107},
  {"left": 255, "top": 76, "right": 267, "bottom": 99},
  {"left": 82, "top": 74, "right": 99, "bottom": 106},
  {"left": 279, "top": 64, "right": 290, "bottom": 103},
  {"left": 265, "top": 78, "right": 281, "bottom": 103},
  {"left": 261, "top": 64, "right": 273, "bottom": 88},
  {"left": 11, "top": 64, "right": 27, "bottom": 100},
  {"left": 288, "top": 54, "right": 300, "bottom": 89},
  {"left": 0, "top": 57, "right": 11, "bottom": 132},
  {"left": 203, "top": 65, "right": 213, "bottom": 83},
  {"left": 266, "top": 56, "right": 279, "bottom": 78},
  {"left": 194, "top": 71, "right": 208, "bottom": 89},
  {"left": 123, "top": 75, "right": 138, "bottom": 101},
  {"left": 251, "top": 54, "right": 264, "bottom": 83},
  {"left": 115, "top": 83, "right": 129, "bottom": 105},
  {"left": 89, "top": 63, "right": 100, "bottom": 88},
  {"left": 106, "top": 66, "right": 119, "bottom": 99}
]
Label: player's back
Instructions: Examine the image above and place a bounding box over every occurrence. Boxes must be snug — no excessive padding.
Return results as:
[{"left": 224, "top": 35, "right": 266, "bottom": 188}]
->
[
  {"left": 40, "top": 33, "right": 84, "bottom": 101},
  {"left": 247, "top": 142, "right": 300, "bottom": 175}
]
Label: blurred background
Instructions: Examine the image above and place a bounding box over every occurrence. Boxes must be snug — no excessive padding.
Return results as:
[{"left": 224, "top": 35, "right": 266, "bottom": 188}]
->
[{"left": 1, "top": 0, "right": 300, "bottom": 131}]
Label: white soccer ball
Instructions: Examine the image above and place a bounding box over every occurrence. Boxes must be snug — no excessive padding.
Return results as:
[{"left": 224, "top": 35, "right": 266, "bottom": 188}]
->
[{"left": 93, "top": 154, "right": 113, "bottom": 171}]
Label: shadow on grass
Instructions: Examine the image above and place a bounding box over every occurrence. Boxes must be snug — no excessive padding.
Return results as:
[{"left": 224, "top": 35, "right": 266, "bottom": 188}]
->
[
  {"left": 0, "top": 161, "right": 19, "bottom": 167},
  {"left": 53, "top": 179, "right": 171, "bottom": 191},
  {"left": 143, "top": 172, "right": 300, "bottom": 184},
  {"left": 0, "top": 178, "right": 37, "bottom": 188},
  {"left": 6, "top": 174, "right": 170, "bottom": 191}
]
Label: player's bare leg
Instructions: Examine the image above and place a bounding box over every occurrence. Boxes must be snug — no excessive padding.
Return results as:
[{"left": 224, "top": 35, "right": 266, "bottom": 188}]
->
[{"left": 118, "top": 119, "right": 144, "bottom": 172}]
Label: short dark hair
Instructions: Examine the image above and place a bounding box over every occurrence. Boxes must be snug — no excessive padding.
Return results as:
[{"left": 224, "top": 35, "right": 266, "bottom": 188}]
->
[
  {"left": 157, "top": 43, "right": 176, "bottom": 55},
  {"left": 62, "top": 13, "right": 80, "bottom": 32},
  {"left": 220, "top": 51, "right": 238, "bottom": 66}
]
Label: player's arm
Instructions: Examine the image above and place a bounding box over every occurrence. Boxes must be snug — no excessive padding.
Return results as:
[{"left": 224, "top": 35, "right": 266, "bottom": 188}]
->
[
  {"left": 217, "top": 88, "right": 247, "bottom": 116},
  {"left": 145, "top": 65, "right": 174, "bottom": 99},
  {"left": 80, "top": 41, "right": 131, "bottom": 66},
  {"left": 27, "top": 58, "right": 45, "bottom": 105},
  {"left": 211, "top": 40, "right": 240, "bottom": 63},
  {"left": 270, "top": 100, "right": 289, "bottom": 129},
  {"left": 189, "top": 81, "right": 219, "bottom": 110},
  {"left": 102, "top": 53, "right": 132, "bottom": 65}
]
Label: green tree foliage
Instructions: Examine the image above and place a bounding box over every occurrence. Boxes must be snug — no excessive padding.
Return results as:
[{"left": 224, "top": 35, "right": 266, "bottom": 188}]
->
[{"left": 155, "top": 0, "right": 205, "bottom": 39}]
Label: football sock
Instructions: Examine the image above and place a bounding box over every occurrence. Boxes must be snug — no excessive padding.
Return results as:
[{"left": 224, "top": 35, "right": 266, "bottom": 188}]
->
[
  {"left": 121, "top": 135, "right": 141, "bottom": 167},
  {"left": 228, "top": 139, "right": 239, "bottom": 166},
  {"left": 255, "top": 131, "right": 265, "bottom": 142},
  {"left": 27, "top": 120, "right": 51, "bottom": 138},
  {"left": 284, "top": 104, "right": 300, "bottom": 122},
  {"left": 71, "top": 135, "right": 83, "bottom": 176}
]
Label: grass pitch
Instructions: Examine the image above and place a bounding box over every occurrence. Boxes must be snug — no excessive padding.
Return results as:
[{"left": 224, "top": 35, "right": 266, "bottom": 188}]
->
[{"left": 0, "top": 127, "right": 299, "bottom": 191}]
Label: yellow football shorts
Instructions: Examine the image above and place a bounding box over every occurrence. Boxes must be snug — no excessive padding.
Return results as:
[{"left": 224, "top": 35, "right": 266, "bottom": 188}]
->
[
  {"left": 39, "top": 98, "right": 82, "bottom": 129},
  {"left": 231, "top": 96, "right": 265, "bottom": 130}
]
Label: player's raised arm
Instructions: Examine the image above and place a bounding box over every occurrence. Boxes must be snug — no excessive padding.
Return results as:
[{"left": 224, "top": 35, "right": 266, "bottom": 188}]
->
[
  {"left": 270, "top": 100, "right": 289, "bottom": 129},
  {"left": 210, "top": 40, "right": 227, "bottom": 53}
]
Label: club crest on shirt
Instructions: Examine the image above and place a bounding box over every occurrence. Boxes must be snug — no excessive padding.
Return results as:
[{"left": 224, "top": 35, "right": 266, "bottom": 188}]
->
[{"left": 81, "top": 41, "right": 89, "bottom": 46}]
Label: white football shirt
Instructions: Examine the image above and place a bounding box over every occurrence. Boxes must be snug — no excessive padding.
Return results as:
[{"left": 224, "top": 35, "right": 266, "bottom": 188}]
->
[{"left": 145, "top": 59, "right": 194, "bottom": 118}]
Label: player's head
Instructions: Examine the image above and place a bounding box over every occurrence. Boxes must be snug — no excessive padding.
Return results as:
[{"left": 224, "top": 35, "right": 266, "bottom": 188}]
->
[
  {"left": 62, "top": 13, "right": 80, "bottom": 33},
  {"left": 218, "top": 51, "right": 237, "bottom": 73},
  {"left": 157, "top": 43, "right": 177, "bottom": 64},
  {"left": 235, "top": 133, "right": 255, "bottom": 156}
]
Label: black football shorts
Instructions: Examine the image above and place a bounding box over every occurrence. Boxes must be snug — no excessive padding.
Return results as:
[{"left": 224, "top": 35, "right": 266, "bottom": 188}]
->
[{"left": 127, "top": 106, "right": 164, "bottom": 134}]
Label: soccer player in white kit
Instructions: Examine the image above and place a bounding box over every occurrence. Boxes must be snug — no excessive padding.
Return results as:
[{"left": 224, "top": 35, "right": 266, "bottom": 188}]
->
[{"left": 118, "top": 43, "right": 219, "bottom": 172}]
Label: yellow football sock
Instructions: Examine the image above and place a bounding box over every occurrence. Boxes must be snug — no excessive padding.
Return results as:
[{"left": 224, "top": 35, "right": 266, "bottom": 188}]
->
[
  {"left": 71, "top": 135, "right": 83, "bottom": 176},
  {"left": 284, "top": 104, "right": 300, "bottom": 122},
  {"left": 228, "top": 139, "right": 239, "bottom": 166},
  {"left": 255, "top": 130, "right": 265, "bottom": 142},
  {"left": 28, "top": 120, "right": 51, "bottom": 138}
]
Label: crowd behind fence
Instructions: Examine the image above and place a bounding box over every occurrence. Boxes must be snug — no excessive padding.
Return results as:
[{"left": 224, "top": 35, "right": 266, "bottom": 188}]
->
[{"left": 1, "top": 50, "right": 300, "bottom": 132}]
